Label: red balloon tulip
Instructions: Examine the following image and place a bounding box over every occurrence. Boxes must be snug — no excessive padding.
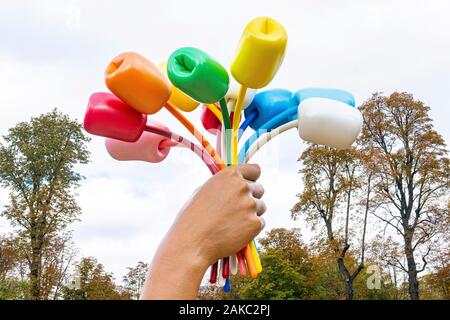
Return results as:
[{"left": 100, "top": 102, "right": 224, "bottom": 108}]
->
[
  {"left": 83, "top": 92, "right": 147, "bottom": 142},
  {"left": 200, "top": 104, "right": 221, "bottom": 134},
  {"left": 200, "top": 104, "right": 234, "bottom": 135}
]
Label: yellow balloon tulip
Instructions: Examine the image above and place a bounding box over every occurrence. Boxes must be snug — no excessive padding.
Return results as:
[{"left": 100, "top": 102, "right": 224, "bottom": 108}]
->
[
  {"left": 231, "top": 17, "right": 287, "bottom": 89},
  {"left": 159, "top": 61, "right": 200, "bottom": 112}
]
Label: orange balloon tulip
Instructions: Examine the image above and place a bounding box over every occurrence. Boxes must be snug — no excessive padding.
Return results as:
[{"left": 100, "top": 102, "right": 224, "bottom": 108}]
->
[{"left": 105, "top": 52, "right": 172, "bottom": 115}]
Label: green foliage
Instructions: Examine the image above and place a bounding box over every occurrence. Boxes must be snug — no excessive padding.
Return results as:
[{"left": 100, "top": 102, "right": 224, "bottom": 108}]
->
[
  {"left": 198, "top": 227, "right": 450, "bottom": 300},
  {"left": 238, "top": 253, "right": 308, "bottom": 299},
  {"left": 0, "top": 109, "right": 90, "bottom": 231},
  {"left": 0, "top": 278, "right": 30, "bottom": 300},
  {"left": 419, "top": 264, "right": 450, "bottom": 300},
  {"left": 0, "top": 109, "right": 90, "bottom": 299},
  {"left": 63, "top": 257, "right": 130, "bottom": 300}
]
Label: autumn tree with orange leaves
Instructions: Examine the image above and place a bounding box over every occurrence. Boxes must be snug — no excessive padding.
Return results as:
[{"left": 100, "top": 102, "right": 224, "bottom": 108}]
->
[
  {"left": 291, "top": 146, "right": 370, "bottom": 300},
  {"left": 358, "top": 92, "right": 449, "bottom": 300}
]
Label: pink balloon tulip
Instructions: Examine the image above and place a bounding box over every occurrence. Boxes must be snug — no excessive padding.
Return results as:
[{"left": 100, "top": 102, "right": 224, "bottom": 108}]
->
[{"left": 105, "top": 120, "right": 175, "bottom": 163}]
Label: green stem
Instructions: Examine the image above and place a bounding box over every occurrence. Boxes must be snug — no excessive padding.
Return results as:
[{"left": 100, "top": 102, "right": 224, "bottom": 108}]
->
[{"left": 219, "top": 98, "right": 232, "bottom": 166}]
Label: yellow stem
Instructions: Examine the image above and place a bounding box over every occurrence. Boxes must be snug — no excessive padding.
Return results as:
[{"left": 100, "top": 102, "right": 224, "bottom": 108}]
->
[
  {"left": 205, "top": 103, "right": 223, "bottom": 122},
  {"left": 250, "top": 241, "right": 262, "bottom": 273},
  {"left": 231, "top": 86, "right": 247, "bottom": 165}
]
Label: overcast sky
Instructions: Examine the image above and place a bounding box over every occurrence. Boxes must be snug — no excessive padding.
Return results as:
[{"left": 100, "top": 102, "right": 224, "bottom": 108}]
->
[{"left": 0, "top": 0, "right": 449, "bottom": 282}]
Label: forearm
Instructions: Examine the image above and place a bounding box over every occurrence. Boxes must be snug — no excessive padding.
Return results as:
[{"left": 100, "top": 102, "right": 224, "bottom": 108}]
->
[
  {"left": 140, "top": 231, "right": 210, "bottom": 300},
  {"left": 140, "top": 164, "right": 265, "bottom": 299}
]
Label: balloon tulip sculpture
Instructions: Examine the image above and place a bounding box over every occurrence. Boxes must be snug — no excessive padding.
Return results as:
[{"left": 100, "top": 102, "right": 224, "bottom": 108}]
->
[{"left": 83, "top": 16, "right": 363, "bottom": 292}]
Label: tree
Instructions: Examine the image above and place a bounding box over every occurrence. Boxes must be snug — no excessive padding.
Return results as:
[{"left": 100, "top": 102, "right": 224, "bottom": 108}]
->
[
  {"left": 123, "top": 261, "right": 148, "bottom": 299},
  {"left": 419, "top": 263, "right": 449, "bottom": 300},
  {"left": 419, "top": 218, "right": 449, "bottom": 299},
  {"left": 0, "top": 109, "right": 90, "bottom": 299},
  {"left": 198, "top": 227, "right": 426, "bottom": 300},
  {"left": 238, "top": 253, "right": 308, "bottom": 299},
  {"left": 305, "top": 243, "right": 383, "bottom": 300},
  {"left": 39, "top": 233, "right": 78, "bottom": 299},
  {"left": 291, "top": 146, "right": 369, "bottom": 299},
  {"left": 359, "top": 92, "right": 449, "bottom": 299},
  {"left": 0, "top": 232, "right": 76, "bottom": 300},
  {"left": 0, "top": 235, "right": 16, "bottom": 280},
  {"left": 0, "top": 234, "right": 30, "bottom": 299},
  {"left": 63, "top": 257, "right": 130, "bottom": 300},
  {"left": 239, "top": 228, "right": 313, "bottom": 299},
  {"left": 259, "top": 228, "right": 311, "bottom": 270},
  {"left": 368, "top": 235, "right": 410, "bottom": 300},
  {"left": 197, "top": 228, "right": 314, "bottom": 300}
]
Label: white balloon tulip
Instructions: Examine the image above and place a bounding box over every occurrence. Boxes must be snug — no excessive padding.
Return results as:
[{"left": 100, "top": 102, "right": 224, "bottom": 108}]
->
[{"left": 298, "top": 98, "right": 363, "bottom": 149}]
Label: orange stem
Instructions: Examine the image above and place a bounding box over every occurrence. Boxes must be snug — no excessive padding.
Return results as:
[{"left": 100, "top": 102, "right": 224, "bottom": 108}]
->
[
  {"left": 164, "top": 103, "right": 225, "bottom": 170},
  {"left": 244, "top": 244, "right": 258, "bottom": 278}
]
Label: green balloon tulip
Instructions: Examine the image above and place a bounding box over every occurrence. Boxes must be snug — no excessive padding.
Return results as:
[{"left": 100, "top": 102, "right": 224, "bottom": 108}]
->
[{"left": 167, "top": 47, "right": 229, "bottom": 104}]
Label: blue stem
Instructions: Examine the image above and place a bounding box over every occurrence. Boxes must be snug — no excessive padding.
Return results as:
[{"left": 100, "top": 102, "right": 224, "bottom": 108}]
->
[
  {"left": 223, "top": 277, "right": 231, "bottom": 292},
  {"left": 238, "top": 107, "right": 298, "bottom": 163},
  {"left": 238, "top": 111, "right": 258, "bottom": 140}
]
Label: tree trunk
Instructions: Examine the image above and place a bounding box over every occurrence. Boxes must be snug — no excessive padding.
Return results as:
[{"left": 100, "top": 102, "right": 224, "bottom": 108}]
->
[
  {"left": 392, "top": 266, "right": 398, "bottom": 300},
  {"left": 404, "top": 234, "right": 419, "bottom": 300},
  {"left": 337, "top": 258, "right": 354, "bottom": 300},
  {"left": 29, "top": 235, "right": 43, "bottom": 300},
  {"left": 345, "top": 279, "right": 354, "bottom": 300},
  {"left": 30, "top": 249, "right": 41, "bottom": 299},
  {"left": 325, "top": 219, "right": 334, "bottom": 242}
]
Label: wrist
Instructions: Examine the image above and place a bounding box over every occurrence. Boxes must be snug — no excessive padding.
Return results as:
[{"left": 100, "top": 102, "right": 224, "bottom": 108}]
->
[
  {"left": 164, "top": 234, "right": 211, "bottom": 273},
  {"left": 142, "top": 230, "right": 211, "bottom": 299}
]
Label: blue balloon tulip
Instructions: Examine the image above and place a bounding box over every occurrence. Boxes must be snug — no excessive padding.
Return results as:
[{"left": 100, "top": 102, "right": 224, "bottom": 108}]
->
[
  {"left": 294, "top": 88, "right": 355, "bottom": 107},
  {"left": 244, "top": 89, "right": 299, "bottom": 130}
]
